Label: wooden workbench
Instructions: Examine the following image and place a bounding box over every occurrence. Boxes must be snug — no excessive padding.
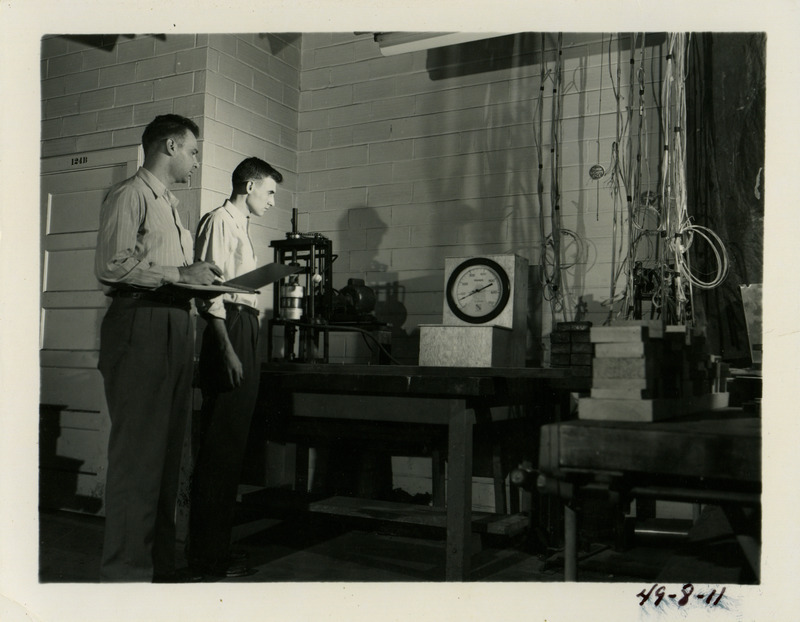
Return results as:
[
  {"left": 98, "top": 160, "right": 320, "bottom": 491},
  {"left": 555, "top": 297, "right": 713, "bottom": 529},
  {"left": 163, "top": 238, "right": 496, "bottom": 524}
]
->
[
  {"left": 537, "top": 407, "right": 761, "bottom": 581},
  {"left": 259, "top": 363, "right": 581, "bottom": 581}
]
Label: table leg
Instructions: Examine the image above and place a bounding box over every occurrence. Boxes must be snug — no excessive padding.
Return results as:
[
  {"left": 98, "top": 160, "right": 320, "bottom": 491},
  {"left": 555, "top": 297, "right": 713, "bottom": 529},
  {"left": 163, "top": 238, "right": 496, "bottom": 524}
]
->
[
  {"left": 721, "top": 504, "right": 761, "bottom": 581},
  {"left": 431, "top": 449, "right": 446, "bottom": 508},
  {"left": 564, "top": 502, "right": 578, "bottom": 581},
  {"left": 294, "top": 444, "right": 309, "bottom": 493},
  {"left": 492, "top": 448, "right": 506, "bottom": 514},
  {"left": 446, "top": 402, "right": 473, "bottom": 581}
]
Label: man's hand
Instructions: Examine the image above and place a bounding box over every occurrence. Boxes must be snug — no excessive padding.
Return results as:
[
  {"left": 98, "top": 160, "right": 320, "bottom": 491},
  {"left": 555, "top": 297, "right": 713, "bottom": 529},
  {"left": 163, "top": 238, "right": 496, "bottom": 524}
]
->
[
  {"left": 222, "top": 347, "right": 244, "bottom": 388},
  {"left": 178, "top": 261, "right": 222, "bottom": 285},
  {"left": 208, "top": 316, "right": 243, "bottom": 389}
]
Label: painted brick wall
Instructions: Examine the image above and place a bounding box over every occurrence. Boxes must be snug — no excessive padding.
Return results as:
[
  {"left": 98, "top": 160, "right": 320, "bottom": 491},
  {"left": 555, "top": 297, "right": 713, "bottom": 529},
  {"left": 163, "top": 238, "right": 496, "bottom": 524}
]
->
[
  {"left": 42, "top": 32, "right": 667, "bottom": 365},
  {"left": 41, "top": 33, "right": 302, "bottom": 324},
  {"left": 297, "top": 33, "right": 667, "bottom": 364},
  {"left": 295, "top": 32, "right": 670, "bottom": 507},
  {"left": 40, "top": 32, "right": 303, "bottom": 494},
  {"left": 41, "top": 34, "right": 209, "bottom": 236},
  {"left": 41, "top": 32, "right": 671, "bottom": 499},
  {"left": 202, "top": 33, "right": 301, "bottom": 323}
]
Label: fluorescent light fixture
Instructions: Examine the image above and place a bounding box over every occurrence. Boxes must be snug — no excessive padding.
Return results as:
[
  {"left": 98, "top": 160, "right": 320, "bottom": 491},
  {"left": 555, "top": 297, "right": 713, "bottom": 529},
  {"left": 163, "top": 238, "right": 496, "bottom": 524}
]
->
[{"left": 374, "top": 32, "right": 506, "bottom": 56}]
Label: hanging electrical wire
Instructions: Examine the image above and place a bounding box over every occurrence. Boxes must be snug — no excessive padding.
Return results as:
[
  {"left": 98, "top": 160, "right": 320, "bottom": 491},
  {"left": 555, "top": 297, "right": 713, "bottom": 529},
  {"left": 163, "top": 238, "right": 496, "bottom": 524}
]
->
[
  {"left": 652, "top": 32, "right": 730, "bottom": 326},
  {"left": 620, "top": 33, "right": 637, "bottom": 317},
  {"left": 672, "top": 224, "right": 730, "bottom": 289},
  {"left": 599, "top": 32, "right": 669, "bottom": 323},
  {"left": 632, "top": 34, "right": 648, "bottom": 226},
  {"left": 534, "top": 33, "right": 569, "bottom": 322},
  {"left": 549, "top": 33, "right": 564, "bottom": 322},
  {"left": 534, "top": 34, "right": 551, "bottom": 298},
  {"left": 529, "top": 32, "right": 729, "bottom": 340},
  {"left": 590, "top": 34, "right": 606, "bottom": 221},
  {"left": 635, "top": 35, "right": 655, "bottom": 222},
  {"left": 621, "top": 32, "right": 652, "bottom": 319},
  {"left": 658, "top": 32, "right": 683, "bottom": 323},
  {"left": 601, "top": 34, "right": 630, "bottom": 324}
]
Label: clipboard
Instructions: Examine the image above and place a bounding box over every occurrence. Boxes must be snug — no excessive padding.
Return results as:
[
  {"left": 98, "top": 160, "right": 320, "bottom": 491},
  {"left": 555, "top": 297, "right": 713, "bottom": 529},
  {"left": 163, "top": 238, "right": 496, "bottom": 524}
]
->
[
  {"left": 163, "top": 263, "right": 302, "bottom": 297},
  {"left": 223, "top": 262, "right": 303, "bottom": 291},
  {"left": 166, "top": 282, "right": 260, "bottom": 295}
]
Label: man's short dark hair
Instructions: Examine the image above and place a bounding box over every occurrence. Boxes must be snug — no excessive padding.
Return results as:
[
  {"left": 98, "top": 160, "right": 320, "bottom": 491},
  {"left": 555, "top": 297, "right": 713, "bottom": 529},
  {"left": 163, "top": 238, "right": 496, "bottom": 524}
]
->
[
  {"left": 141, "top": 114, "right": 200, "bottom": 153},
  {"left": 232, "top": 157, "right": 283, "bottom": 192}
]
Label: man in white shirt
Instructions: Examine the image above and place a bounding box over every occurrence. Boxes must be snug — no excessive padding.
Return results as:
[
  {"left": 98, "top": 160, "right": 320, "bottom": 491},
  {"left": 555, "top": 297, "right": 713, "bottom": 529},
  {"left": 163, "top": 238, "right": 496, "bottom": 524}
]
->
[{"left": 188, "top": 157, "right": 282, "bottom": 578}]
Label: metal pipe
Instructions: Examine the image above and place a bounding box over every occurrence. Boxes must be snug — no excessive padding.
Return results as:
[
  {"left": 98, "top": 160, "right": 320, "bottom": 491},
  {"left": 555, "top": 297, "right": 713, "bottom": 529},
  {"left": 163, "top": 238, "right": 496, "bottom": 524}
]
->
[{"left": 633, "top": 523, "right": 690, "bottom": 540}]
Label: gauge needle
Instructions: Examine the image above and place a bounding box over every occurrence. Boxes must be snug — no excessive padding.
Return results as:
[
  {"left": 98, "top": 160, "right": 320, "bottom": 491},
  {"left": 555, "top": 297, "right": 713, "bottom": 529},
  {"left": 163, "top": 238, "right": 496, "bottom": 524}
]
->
[{"left": 459, "top": 282, "right": 493, "bottom": 301}]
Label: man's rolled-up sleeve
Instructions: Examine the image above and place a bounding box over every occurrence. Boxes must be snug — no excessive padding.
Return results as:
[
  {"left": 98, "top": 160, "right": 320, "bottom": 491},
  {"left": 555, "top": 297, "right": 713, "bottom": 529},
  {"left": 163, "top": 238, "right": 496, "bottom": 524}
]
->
[
  {"left": 95, "top": 185, "right": 181, "bottom": 289},
  {"left": 194, "top": 212, "right": 227, "bottom": 319}
]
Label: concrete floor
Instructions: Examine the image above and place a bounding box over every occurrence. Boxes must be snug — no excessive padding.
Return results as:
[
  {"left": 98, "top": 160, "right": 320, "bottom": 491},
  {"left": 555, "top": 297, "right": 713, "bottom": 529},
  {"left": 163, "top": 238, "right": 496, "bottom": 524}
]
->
[{"left": 38, "top": 496, "right": 757, "bottom": 584}]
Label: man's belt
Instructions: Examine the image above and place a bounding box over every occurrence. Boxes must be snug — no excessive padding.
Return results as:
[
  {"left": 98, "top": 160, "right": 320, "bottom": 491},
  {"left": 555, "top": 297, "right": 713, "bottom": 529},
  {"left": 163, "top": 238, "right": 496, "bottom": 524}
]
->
[
  {"left": 224, "top": 301, "right": 259, "bottom": 317},
  {"left": 111, "top": 288, "right": 191, "bottom": 309}
]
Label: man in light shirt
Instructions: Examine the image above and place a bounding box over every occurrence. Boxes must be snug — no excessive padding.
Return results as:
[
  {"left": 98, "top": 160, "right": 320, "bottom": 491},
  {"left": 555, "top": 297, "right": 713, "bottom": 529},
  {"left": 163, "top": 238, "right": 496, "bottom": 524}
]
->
[
  {"left": 95, "top": 114, "right": 221, "bottom": 582},
  {"left": 188, "top": 157, "right": 282, "bottom": 579}
]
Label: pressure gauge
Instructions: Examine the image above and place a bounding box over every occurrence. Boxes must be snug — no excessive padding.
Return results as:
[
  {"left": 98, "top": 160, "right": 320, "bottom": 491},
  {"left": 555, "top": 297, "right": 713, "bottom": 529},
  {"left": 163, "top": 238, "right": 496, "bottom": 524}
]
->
[{"left": 445, "top": 257, "right": 511, "bottom": 324}]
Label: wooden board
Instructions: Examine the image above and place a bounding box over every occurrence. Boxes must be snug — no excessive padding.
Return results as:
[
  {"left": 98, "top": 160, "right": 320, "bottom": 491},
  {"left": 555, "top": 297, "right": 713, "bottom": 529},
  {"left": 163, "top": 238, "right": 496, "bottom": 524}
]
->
[
  {"left": 40, "top": 148, "right": 139, "bottom": 518},
  {"left": 590, "top": 387, "right": 655, "bottom": 400},
  {"left": 262, "top": 363, "right": 577, "bottom": 396},
  {"left": 292, "top": 392, "right": 462, "bottom": 425},
  {"left": 578, "top": 392, "right": 730, "bottom": 422},
  {"left": 539, "top": 408, "right": 760, "bottom": 483},
  {"left": 592, "top": 356, "right": 656, "bottom": 379},
  {"left": 595, "top": 342, "right": 657, "bottom": 358},
  {"left": 555, "top": 321, "right": 592, "bottom": 332},
  {"left": 591, "top": 377, "right": 652, "bottom": 390},
  {"left": 590, "top": 325, "right": 652, "bottom": 343},
  {"left": 308, "top": 495, "right": 529, "bottom": 536},
  {"left": 607, "top": 320, "right": 666, "bottom": 339}
]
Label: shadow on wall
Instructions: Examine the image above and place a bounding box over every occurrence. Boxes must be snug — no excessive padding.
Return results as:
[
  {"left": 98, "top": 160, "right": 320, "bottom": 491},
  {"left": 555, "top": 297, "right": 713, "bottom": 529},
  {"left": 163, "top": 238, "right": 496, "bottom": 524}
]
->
[
  {"left": 688, "top": 33, "right": 765, "bottom": 366},
  {"left": 57, "top": 34, "right": 146, "bottom": 51},
  {"left": 337, "top": 206, "right": 418, "bottom": 362},
  {"left": 424, "top": 32, "right": 669, "bottom": 337},
  {"left": 418, "top": 36, "right": 548, "bottom": 359},
  {"left": 425, "top": 32, "right": 668, "bottom": 82},
  {"left": 574, "top": 294, "right": 607, "bottom": 325},
  {"left": 373, "top": 281, "right": 408, "bottom": 340},
  {"left": 338, "top": 205, "right": 389, "bottom": 278},
  {"left": 425, "top": 34, "right": 542, "bottom": 81},
  {"left": 39, "top": 404, "right": 103, "bottom": 515},
  {"left": 257, "top": 33, "right": 302, "bottom": 54}
]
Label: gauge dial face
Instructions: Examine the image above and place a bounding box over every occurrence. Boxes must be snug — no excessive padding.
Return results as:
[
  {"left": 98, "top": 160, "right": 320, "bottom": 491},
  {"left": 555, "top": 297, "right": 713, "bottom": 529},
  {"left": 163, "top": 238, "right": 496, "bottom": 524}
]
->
[{"left": 445, "top": 258, "right": 511, "bottom": 324}]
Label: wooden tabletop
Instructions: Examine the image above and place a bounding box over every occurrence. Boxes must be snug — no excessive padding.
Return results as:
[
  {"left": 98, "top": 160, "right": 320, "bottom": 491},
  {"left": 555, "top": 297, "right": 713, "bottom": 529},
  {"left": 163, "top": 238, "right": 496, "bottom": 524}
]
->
[
  {"left": 261, "top": 363, "right": 579, "bottom": 398},
  {"left": 539, "top": 408, "right": 761, "bottom": 485}
]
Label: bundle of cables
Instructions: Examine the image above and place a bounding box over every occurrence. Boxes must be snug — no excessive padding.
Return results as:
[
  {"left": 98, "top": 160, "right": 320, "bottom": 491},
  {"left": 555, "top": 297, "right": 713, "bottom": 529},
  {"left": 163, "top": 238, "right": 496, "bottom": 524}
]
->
[{"left": 657, "top": 32, "right": 729, "bottom": 324}]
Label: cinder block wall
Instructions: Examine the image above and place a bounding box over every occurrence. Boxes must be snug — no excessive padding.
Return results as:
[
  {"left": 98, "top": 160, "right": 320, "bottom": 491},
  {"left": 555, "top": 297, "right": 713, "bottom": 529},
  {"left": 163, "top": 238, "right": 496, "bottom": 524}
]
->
[
  {"left": 201, "top": 33, "right": 301, "bottom": 320},
  {"left": 41, "top": 32, "right": 669, "bottom": 502},
  {"left": 42, "top": 32, "right": 667, "bottom": 364},
  {"left": 41, "top": 34, "right": 209, "bottom": 235},
  {"left": 297, "top": 33, "right": 666, "bottom": 364},
  {"left": 40, "top": 33, "right": 301, "bottom": 320},
  {"left": 40, "top": 32, "right": 304, "bottom": 503}
]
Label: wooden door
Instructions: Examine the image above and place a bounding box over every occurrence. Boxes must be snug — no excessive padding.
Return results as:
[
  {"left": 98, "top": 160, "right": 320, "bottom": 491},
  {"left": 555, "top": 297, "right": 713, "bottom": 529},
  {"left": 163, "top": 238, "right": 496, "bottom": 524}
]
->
[{"left": 39, "top": 146, "right": 140, "bottom": 516}]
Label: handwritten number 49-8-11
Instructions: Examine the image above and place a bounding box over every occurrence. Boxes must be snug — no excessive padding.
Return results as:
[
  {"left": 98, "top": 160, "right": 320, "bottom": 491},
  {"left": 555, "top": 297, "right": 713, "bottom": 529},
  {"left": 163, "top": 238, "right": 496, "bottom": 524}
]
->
[{"left": 637, "top": 583, "right": 726, "bottom": 607}]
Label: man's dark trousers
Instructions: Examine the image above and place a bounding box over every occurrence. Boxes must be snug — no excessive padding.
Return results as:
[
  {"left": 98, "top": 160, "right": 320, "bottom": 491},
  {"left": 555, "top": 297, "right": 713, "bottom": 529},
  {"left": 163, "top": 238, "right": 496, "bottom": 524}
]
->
[
  {"left": 98, "top": 297, "right": 194, "bottom": 581},
  {"left": 189, "top": 303, "right": 261, "bottom": 567}
]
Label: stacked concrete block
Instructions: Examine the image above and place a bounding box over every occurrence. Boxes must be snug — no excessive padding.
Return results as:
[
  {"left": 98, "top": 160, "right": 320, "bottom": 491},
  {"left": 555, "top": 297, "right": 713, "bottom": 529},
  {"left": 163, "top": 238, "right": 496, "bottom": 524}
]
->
[
  {"left": 579, "top": 321, "right": 729, "bottom": 422},
  {"left": 549, "top": 321, "right": 593, "bottom": 379}
]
